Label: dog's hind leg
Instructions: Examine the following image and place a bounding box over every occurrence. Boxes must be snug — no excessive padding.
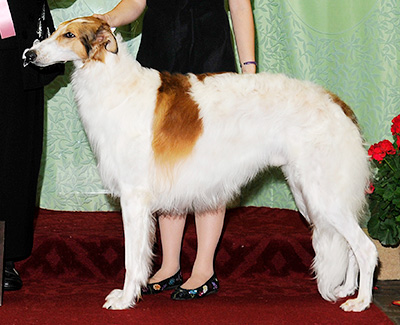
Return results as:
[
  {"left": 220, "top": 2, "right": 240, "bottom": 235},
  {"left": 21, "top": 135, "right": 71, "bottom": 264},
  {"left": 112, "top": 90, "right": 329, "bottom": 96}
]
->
[
  {"left": 287, "top": 169, "right": 376, "bottom": 311},
  {"left": 284, "top": 167, "right": 350, "bottom": 299},
  {"left": 103, "top": 190, "right": 155, "bottom": 310},
  {"left": 284, "top": 171, "right": 356, "bottom": 302},
  {"left": 283, "top": 172, "right": 310, "bottom": 224},
  {"left": 310, "top": 210, "right": 376, "bottom": 312},
  {"left": 334, "top": 249, "right": 359, "bottom": 298},
  {"left": 334, "top": 220, "right": 377, "bottom": 312}
]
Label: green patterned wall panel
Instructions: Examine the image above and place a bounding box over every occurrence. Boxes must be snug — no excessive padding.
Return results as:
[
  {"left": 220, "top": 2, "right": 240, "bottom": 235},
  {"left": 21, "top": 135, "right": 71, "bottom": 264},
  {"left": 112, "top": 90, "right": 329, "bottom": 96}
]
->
[{"left": 40, "top": 0, "right": 400, "bottom": 211}]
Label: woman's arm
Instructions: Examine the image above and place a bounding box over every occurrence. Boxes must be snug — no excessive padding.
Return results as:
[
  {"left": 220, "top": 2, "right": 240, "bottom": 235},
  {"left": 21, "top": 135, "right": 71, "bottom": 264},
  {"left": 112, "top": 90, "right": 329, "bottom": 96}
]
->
[
  {"left": 229, "top": 0, "right": 256, "bottom": 74},
  {"left": 94, "top": 0, "right": 146, "bottom": 28}
]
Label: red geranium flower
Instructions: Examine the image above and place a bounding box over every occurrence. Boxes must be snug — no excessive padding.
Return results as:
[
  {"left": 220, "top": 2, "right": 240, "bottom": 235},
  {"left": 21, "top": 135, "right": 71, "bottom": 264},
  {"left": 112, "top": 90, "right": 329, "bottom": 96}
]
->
[
  {"left": 368, "top": 143, "right": 385, "bottom": 162},
  {"left": 379, "top": 139, "right": 396, "bottom": 155},
  {"left": 368, "top": 140, "right": 395, "bottom": 162},
  {"left": 391, "top": 115, "right": 400, "bottom": 135}
]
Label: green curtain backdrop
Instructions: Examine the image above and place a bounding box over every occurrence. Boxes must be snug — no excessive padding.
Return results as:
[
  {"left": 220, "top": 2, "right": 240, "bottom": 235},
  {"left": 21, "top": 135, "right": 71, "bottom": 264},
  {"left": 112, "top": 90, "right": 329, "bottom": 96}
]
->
[{"left": 40, "top": 0, "right": 400, "bottom": 211}]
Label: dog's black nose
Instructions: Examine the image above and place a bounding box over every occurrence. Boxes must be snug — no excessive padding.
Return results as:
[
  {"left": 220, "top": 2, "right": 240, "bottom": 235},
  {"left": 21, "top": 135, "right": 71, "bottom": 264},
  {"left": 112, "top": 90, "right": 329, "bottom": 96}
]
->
[{"left": 23, "top": 50, "right": 37, "bottom": 65}]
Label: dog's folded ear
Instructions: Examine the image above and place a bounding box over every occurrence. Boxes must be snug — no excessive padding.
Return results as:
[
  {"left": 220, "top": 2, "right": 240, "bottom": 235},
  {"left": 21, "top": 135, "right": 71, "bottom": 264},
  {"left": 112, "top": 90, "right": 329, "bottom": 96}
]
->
[{"left": 95, "top": 25, "right": 118, "bottom": 54}]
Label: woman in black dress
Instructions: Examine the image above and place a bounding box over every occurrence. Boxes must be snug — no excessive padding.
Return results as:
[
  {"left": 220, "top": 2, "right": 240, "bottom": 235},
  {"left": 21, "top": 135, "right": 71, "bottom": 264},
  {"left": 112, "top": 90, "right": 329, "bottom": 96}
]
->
[{"left": 95, "top": 0, "right": 256, "bottom": 300}]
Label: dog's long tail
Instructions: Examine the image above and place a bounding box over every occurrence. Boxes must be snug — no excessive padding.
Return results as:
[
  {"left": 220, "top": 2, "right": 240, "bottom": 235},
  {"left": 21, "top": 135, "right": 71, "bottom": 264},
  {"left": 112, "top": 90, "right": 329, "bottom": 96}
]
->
[{"left": 311, "top": 227, "right": 356, "bottom": 301}]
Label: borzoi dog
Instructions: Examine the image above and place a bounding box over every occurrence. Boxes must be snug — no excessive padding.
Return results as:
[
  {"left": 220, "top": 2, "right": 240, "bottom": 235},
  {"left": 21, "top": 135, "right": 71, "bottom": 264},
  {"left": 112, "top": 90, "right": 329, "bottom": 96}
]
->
[{"left": 23, "top": 17, "right": 377, "bottom": 312}]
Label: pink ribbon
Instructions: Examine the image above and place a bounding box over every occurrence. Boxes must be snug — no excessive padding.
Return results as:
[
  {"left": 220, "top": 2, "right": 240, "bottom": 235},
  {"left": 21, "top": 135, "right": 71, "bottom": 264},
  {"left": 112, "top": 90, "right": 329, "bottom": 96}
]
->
[{"left": 0, "top": 0, "right": 16, "bottom": 39}]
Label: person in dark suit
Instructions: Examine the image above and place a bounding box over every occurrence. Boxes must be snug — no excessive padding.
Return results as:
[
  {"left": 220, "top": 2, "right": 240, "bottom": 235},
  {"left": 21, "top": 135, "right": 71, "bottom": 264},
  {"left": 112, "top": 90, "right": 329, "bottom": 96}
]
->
[{"left": 0, "top": 0, "right": 63, "bottom": 291}]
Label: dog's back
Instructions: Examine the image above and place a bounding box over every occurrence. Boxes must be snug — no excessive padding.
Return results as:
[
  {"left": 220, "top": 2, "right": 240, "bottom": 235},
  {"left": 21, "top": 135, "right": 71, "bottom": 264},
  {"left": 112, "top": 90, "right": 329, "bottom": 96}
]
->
[{"left": 148, "top": 72, "right": 368, "bottom": 216}]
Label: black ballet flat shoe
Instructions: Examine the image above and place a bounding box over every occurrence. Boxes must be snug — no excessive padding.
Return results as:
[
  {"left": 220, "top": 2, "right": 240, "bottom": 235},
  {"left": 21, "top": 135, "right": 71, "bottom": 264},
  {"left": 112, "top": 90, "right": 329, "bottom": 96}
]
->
[
  {"left": 171, "top": 274, "right": 219, "bottom": 300},
  {"left": 141, "top": 270, "right": 183, "bottom": 295},
  {"left": 3, "top": 261, "right": 23, "bottom": 291}
]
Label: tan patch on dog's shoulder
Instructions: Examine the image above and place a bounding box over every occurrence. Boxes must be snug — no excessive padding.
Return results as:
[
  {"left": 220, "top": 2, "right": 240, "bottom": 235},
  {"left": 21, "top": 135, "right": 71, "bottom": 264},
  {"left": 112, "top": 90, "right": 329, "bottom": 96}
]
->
[
  {"left": 152, "top": 72, "right": 203, "bottom": 166},
  {"left": 328, "top": 91, "right": 358, "bottom": 127}
]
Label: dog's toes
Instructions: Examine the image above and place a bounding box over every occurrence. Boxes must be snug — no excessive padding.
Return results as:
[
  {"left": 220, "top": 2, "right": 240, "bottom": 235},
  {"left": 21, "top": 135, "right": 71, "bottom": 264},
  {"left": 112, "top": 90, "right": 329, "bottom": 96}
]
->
[
  {"left": 340, "top": 297, "right": 370, "bottom": 312},
  {"left": 103, "top": 289, "right": 134, "bottom": 310}
]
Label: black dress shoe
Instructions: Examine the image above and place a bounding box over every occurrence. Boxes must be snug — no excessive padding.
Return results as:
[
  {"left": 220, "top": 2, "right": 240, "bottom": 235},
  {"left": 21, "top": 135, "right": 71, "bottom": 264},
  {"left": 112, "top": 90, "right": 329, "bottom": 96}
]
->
[
  {"left": 171, "top": 274, "right": 219, "bottom": 300},
  {"left": 141, "top": 270, "right": 183, "bottom": 295},
  {"left": 3, "top": 261, "right": 23, "bottom": 291}
]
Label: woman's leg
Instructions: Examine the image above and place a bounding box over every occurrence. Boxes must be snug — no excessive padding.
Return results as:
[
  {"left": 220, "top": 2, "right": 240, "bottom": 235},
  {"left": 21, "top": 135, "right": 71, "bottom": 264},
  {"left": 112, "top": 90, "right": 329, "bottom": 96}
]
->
[
  {"left": 181, "top": 206, "right": 226, "bottom": 289},
  {"left": 148, "top": 214, "right": 186, "bottom": 283}
]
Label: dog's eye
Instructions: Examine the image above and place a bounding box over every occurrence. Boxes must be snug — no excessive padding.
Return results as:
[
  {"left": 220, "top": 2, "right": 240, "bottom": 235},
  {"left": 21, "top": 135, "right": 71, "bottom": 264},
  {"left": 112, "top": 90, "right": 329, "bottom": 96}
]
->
[{"left": 64, "top": 32, "right": 75, "bottom": 38}]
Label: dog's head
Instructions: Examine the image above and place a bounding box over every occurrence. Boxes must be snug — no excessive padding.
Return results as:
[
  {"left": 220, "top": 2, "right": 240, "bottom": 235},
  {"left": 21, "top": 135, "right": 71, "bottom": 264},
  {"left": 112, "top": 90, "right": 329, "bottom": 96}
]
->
[{"left": 23, "top": 16, "right": 118, "bottom": 67}]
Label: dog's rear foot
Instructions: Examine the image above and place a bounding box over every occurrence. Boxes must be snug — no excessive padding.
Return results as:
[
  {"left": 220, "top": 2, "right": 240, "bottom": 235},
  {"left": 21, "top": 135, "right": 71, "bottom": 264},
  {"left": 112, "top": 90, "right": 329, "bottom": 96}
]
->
[
  {"left": 340, "top": 297, "right": 370, "bottom": 312},
  {"left": 103, "top": 289, "right": 135, "bottom": 310}
]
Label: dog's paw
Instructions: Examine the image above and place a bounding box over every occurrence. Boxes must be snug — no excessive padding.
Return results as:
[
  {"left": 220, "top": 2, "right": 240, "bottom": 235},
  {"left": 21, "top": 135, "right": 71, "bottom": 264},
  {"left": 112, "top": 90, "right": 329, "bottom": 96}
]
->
[
  {"left": 340, "top": 297, "right": 370, "bottom": 312},
  {"left": 103, "top": 289, "right": 135, "bottom": 310}
]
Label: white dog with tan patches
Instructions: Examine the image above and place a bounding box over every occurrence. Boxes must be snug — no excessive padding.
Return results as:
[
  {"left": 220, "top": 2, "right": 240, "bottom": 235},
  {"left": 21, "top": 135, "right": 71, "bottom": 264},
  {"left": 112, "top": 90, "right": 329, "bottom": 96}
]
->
[{"left": 23, "top": 17, "right": 377, "bottom": 312}]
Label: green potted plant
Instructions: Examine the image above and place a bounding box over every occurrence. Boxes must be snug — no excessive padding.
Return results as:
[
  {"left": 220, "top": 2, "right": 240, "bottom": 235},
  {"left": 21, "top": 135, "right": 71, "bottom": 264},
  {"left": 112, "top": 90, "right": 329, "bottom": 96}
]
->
[{"left": 367, "top": 114, "right": 400, "bottom": 247}]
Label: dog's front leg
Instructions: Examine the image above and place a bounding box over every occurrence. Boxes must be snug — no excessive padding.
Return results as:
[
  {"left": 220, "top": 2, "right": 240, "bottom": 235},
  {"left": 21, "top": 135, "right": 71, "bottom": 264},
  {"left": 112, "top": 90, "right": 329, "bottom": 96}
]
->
[{"left": 103, "top": 190, "right": 155, "bottom": 310}]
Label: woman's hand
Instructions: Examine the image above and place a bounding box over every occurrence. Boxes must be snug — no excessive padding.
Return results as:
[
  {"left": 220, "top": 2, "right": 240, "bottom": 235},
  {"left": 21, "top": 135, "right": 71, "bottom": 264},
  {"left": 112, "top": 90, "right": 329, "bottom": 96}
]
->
[{"left": 92, "top": 14, "right": 113, "bottom": 26}]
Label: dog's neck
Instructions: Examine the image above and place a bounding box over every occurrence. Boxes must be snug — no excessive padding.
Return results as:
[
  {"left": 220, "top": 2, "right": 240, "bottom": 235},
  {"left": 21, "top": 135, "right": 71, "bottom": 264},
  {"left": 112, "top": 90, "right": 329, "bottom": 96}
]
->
[{"left": 71, "top": 38, "right": 154, "bottom": 109}]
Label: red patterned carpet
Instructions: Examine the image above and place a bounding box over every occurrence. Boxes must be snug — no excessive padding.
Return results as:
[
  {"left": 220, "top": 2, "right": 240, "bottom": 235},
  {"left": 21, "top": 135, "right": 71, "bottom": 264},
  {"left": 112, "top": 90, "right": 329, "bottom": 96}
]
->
[{"left": 0, "top": 207, "right": 392, "bottom": 324}]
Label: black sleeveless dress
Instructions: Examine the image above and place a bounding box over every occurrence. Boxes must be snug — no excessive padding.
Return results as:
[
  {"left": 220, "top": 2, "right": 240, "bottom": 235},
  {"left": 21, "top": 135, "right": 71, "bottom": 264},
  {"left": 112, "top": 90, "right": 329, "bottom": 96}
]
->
[{"left": 136, "top": 0, "right": 236, "bottom": 74}]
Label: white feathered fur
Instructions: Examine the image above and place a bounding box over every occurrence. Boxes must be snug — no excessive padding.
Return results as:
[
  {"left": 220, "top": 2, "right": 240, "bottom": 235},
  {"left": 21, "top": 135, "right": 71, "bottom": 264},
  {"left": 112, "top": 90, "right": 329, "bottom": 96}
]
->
[{"left": 23, "top": 17, "right": 378, "bottom": 312}]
